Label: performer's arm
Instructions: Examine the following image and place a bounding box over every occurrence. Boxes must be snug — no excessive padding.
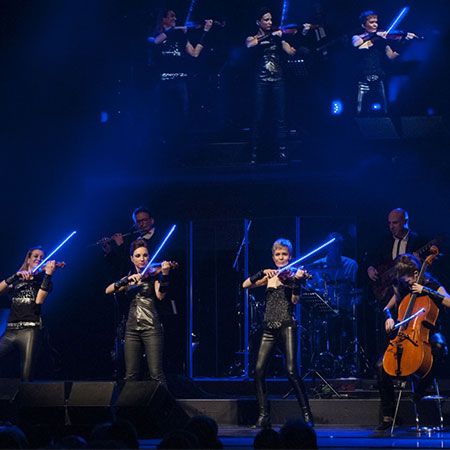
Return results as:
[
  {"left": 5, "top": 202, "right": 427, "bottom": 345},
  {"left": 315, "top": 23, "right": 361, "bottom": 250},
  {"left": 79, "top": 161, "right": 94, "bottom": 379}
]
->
[
  {"left": 282, "top": 40, "right": 296, "bottom": 56},
  {"left": 242, "top": 269, "right": 275, "bottom": 289},
  {"left": 383, "top": 293, "right": 398, "bottom": 333},
  {"left": 186, "top": 20, "right": 213, "bottom": 58},
  {"left": 385, "top": 45, "right": 399, "bottom": 60},
  {"left": 246, "top": 31, "right": 273, "bottom": 48},
  {"left": 411, "top": 284, "right": 450, "bottom": 308},
  {"left": 36, "top": 261, "right": 56, "bottom": 305},
  {"left": 0, "top": 270, "right": 33, "bottom": 294},
  {"left": 105, "top": 273, "right": 140, "bottom": 295},
  {"left": 155, "top": 261, "right": 171, "bottom": 300}
]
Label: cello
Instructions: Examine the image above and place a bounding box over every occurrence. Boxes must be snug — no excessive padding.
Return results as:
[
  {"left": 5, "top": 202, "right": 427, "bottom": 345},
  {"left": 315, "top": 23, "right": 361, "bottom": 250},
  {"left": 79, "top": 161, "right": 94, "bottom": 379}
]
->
[{"left": 383, "top": 246, "right": 440, "bottom": 378}]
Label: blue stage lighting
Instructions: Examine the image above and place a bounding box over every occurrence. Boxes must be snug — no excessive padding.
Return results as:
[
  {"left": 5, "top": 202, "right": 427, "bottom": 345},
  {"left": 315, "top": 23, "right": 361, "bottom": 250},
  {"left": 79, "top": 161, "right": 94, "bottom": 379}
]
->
[
  {"left": 371, "top": 103, "right": 382, "bottom": 111},
  {"left": 427, "top": 107, "right": 436, "bottom": 116},
  {"left": 331, "top": 100, "right": 343, "bottom": 115},
  {"left": 100, "top": 111, "right": 108, "bottom": 123}
]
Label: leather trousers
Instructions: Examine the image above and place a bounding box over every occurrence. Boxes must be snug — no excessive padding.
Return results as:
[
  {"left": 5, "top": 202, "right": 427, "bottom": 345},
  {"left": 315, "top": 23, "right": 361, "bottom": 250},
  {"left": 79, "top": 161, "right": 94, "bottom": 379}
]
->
[
  {"left": 0, "top": 328, "right": 41, "bottom": 381},
  {"left": 254, "top": 325, "right": 312, "bottom": 421},
  {"left": 124, "top": 328, "right": 166, "bottom": 386}
]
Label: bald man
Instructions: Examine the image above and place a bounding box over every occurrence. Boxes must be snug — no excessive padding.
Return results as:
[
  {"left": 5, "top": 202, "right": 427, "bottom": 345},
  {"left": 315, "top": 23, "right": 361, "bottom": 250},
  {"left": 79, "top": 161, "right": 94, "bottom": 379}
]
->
[{"left": 367, "top": 208, "right": 425, "bottom": 304}]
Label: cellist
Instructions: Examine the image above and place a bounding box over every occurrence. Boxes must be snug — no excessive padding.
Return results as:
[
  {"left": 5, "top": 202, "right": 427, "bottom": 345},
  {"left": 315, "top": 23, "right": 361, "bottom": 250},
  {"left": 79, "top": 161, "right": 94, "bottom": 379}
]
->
[{"left": 376, "top": 254, "right": 450, "bottom": 431}]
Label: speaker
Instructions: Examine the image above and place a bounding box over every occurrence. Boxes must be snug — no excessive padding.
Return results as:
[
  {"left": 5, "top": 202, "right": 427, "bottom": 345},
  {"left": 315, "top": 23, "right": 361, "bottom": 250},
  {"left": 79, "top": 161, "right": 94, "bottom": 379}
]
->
[
  {"left": 401, "top": 116, "right": 445, "bottom": 139},
  {"left": 16, "top": 382, "right": 65, "bottom": 423},
  {"left": 67, "top": 381, "right": 117, "bottom": 427},
  {"left": 355, "top": 117, "right": 399, "bottom": 139},
  {"left": 0, "top": 378, "right": 20, "bottom": 421},
  {"left": 16, "top": 382, "right": 66, "bottom": 447},
  {"left": 114, "top": 381, "right": 189, "bottom": 437}
]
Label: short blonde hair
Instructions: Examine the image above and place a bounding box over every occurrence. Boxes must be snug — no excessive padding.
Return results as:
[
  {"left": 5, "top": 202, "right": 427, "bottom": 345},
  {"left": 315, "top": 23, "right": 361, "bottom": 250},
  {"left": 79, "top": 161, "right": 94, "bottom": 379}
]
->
[{"left": 272, "top": 238, "right": 293, "bottom": 255}]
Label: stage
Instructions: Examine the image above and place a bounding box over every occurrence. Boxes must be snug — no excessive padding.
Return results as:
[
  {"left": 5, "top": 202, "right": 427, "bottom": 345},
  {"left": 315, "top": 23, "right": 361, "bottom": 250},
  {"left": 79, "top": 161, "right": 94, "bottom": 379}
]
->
[{"left": 142, "top": 426, "right": 450, "bottom": 449}]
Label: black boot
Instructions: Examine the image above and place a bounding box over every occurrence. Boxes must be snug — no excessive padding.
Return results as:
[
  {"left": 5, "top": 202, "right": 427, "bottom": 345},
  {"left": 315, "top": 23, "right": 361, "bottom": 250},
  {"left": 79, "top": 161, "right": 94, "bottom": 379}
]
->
[
  {"left": 288, "top": 373, "right": 314, "bottom": 427},
  {"left": 302, "top": 406, "right": 314, "bottom": 427},
  {"left": 251, "top": 410, "right": 271, "bottom": 429}
]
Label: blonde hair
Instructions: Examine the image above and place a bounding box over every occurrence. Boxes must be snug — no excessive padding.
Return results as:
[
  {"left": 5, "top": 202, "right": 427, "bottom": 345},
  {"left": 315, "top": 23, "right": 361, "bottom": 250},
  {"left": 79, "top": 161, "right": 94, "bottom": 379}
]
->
[
  {"left": 272, "top": 238, "right": 293, "bottom": 255},
  {"left": 19, "top": 247, "right": 44, "bottom": 271}
]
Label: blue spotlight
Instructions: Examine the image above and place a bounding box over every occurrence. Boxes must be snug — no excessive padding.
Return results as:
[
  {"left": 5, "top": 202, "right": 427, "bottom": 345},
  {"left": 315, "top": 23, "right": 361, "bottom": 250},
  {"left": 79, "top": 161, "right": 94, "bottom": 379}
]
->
[
  {"left": 141, "top": 225, "right": 177, "bottom": 275},
  {"left": 331, "top": 100, "right": 343, "bottom": 115},
  {"left": 371, "top": 103, "right": 382, "bottom": 111},
  {"left": 277, "top": 237, "right": 336, "bottom": 273},
  {"left": 426, "top": 107, "right": 436, "bottom": 116},
  {"left": 33, "top": 231, "right": 77, "bottom": 273}
]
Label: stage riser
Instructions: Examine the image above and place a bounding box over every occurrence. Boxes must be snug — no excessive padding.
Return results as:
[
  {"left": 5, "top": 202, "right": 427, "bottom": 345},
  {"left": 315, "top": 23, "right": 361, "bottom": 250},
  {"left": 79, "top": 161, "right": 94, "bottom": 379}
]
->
[{"left": 179, "top": 399, "right": 450, "bottom": 427}]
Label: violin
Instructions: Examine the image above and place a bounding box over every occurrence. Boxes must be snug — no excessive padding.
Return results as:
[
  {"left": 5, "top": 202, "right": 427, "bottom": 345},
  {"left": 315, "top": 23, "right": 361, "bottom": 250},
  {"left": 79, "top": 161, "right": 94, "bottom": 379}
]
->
[
  {"left": 273, "top": 23, "right": 320, "bottom": 35},
  {"left": 367, "top": 29, "right": 422, "bottom": 42},
  {"left": 277, "top": 266, "right": 312, "bottom": 283},
  {"left": 383, "top": 246, "right": 440, "bottom": 379},
  {"left": 39, "top": 261, "right": 66, "bottom": 270},
  {"left": 145, "top": 261, "right": 179, "bottom": 276}
]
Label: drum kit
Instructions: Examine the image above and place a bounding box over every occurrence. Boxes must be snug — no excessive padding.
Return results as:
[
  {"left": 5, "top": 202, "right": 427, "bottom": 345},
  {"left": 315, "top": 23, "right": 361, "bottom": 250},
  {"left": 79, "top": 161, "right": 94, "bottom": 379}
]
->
[{"left": 249, "top": 265, "right": 370, "bottom": 378}]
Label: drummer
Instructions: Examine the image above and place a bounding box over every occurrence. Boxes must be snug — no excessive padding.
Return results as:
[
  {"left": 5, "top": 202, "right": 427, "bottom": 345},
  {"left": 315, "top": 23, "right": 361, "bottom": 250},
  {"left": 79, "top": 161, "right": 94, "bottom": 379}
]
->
[{"left": 307, "top": 232, "right": 358, "bottom": 311}]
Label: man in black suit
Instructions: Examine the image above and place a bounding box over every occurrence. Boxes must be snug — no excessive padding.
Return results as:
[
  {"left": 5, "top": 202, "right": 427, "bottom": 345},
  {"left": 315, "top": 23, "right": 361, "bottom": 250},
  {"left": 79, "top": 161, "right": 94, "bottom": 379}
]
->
[{"left": 367, "top": 208, "right": 422, "bottom": 284}]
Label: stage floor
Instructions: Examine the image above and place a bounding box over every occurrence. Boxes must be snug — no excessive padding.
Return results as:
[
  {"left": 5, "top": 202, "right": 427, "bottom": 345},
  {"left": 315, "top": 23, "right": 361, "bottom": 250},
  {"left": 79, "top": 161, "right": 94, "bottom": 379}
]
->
[{"left": 141, "top": 425, "right": 450, "bottom": 449}]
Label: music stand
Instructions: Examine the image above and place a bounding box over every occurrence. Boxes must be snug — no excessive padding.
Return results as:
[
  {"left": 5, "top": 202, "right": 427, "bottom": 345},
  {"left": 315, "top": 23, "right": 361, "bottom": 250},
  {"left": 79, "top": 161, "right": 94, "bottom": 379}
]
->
[{"left": 283, "top": 290, "right": 341, "bottom": 399}]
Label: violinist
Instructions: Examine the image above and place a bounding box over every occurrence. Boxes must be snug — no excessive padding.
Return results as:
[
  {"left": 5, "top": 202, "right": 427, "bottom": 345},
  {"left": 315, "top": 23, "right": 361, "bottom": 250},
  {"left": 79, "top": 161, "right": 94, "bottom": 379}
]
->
[
  {"left": 0, "top": 247, "right": 58, "bottom": 380},
  {"left": 105, "top": 239, "right": 174, "bottom": 385},
  {"left": 243, "top": 238, "right": 313, "bottom": 428},
  {"left": 376, "top": 254, "right": 449, "bottom": 431},
  {"left": 352, "top": 11, "right": 418, "bottom": 115},
  {"left": 246, "top": 8, "right": 304, "bottom": 164},
  {"left": 148, "top": 8, "right": 213, "bottom": 145}
]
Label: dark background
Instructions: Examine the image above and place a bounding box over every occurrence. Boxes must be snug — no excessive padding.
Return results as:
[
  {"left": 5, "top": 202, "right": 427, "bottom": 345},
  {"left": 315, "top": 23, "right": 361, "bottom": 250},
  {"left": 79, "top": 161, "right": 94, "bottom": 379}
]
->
[{"left": 0, "top": 0, "right": 449, "bottom": 380}]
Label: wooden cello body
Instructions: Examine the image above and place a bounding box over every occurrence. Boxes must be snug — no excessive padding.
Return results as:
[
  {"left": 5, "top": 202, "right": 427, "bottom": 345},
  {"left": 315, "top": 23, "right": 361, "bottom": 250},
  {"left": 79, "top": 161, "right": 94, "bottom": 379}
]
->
[{"left": 382, "top": 247, "right": 440, "bottom": 379}]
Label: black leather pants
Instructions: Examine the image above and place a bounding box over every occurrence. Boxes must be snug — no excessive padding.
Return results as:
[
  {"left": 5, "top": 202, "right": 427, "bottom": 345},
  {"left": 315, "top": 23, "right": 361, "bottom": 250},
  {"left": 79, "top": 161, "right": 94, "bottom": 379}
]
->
[
  {"left": 0, "top": 328, "right": 40, "bottom": 381},
  {"left": 124, "top": 327, "right": 166, "bottom": 386},
  {"left": 254, "top": 325, "right": 312, "bottom": 420}
]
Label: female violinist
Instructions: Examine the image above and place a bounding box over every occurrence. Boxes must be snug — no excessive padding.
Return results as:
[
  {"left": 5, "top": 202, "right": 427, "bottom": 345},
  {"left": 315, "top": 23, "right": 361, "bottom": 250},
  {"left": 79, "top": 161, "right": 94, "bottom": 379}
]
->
[
  {"left": 0, "top": 247, "right": 58, "bottom": 380},
  {"left": 376, "top": 254, "right": 449, "bottom": 431},
  {"left": 243, "top": 238, "right": 313, "bottom": 428},
  {"left": 105, "top": 239, "right": 174, "bottom": 385},
  {"left": 352, "top": 10, "right": 418, "bottom": 115}
]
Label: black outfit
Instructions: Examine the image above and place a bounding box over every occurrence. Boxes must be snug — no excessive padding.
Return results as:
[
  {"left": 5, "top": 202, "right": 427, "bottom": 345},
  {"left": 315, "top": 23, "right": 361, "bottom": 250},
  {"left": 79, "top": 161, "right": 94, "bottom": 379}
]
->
[
  {"left": 250, "top": 34, "right": 288, "bottom": 161},
  {"left": 252, "top": 274, "right": 313, "bottom": 426},
  {"left": 367, "top": 230, "right": 425, "bottom": 305},
  {"left": 123, "top": 276, "right": 166, "bottom": 385},
  {"left": 369, "top": 231, "right": 423, "bottom": 267},
  {"left": 355, "top": 38, "right": 388, "bottom": 115},
  {"left": 0, "top": 273, "right": 49, "bottom": 380},
  {"left": 150, "top": 28, "right": 190, "bottom": 143},
  {"left": 377, "top": 277, "right": 448, "bottom": 418}
]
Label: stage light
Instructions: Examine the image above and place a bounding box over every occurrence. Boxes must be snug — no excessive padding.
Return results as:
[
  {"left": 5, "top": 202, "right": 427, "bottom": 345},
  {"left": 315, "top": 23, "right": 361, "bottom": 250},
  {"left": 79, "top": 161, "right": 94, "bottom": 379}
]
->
[
  {"left": 371, "top": 103, "right": 382, "bottom": 111},
  {"left": 331, "top": 100, "right": 343, "bottom": 115},
  {"left": 426, "top": 107, "right": 436, "bottom": 116},
  {"left": 100, "top": 111, "right": 108, "bottom": 123}
]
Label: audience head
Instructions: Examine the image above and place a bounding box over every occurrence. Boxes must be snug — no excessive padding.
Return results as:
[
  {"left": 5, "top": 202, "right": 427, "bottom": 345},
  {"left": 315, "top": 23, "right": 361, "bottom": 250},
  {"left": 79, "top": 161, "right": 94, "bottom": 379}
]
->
[{"left": 279, "top": 418, "right": 318, "bottom": 449}]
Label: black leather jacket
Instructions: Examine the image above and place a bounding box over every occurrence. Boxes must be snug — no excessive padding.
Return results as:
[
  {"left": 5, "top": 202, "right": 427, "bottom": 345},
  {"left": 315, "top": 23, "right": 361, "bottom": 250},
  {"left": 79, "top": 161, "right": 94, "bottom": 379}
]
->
[{"left": 126, "top": 279, "right": 162, "bottom": 331}]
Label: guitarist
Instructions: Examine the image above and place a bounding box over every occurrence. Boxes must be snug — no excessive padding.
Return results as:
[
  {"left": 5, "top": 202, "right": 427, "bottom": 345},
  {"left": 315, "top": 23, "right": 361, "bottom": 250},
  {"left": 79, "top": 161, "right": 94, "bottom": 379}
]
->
[
  {"left": 367, "top": 208, "right": 426, "bottom": 305},
  {"left": 376, "top": 254, "right": 449, "bottom": 431}
]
